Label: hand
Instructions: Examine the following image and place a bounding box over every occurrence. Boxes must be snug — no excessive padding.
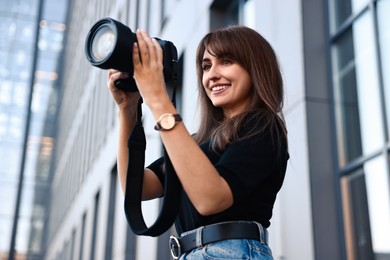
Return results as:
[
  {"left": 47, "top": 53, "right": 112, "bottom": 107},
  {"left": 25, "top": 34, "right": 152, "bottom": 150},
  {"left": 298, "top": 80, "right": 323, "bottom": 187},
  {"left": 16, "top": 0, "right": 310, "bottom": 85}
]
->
[
  {"left": 132, "top": 29, "right": 170, "bottom": 108},
  {"left": 107, "top": 69, "right": 140, "bottom": 112}
]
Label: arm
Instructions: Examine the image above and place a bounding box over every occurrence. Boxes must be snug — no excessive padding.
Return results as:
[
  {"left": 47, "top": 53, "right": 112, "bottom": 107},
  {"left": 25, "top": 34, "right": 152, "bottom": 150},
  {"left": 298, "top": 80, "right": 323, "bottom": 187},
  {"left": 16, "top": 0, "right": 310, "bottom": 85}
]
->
[
  {"left": 132, "top": 30, "right": 233, "bottom": 215},
  {"left": 107, "top": 70, "right": 163, "bottom": 200}
]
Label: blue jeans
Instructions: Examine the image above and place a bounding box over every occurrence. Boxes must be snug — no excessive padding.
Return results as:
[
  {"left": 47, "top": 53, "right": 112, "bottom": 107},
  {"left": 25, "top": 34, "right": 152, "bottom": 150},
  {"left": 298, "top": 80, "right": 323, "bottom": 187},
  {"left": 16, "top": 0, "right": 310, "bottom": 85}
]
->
[{"left": 179, "top": 239, "right": 273, "bottom": 260}]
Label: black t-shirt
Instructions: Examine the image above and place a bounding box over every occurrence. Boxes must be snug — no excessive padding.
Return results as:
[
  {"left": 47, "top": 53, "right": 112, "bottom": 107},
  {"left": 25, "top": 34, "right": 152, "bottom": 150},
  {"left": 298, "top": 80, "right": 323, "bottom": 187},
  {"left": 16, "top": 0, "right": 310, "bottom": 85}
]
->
[{"left": 147, "top": 117, "right": 289, "bottom": 234}]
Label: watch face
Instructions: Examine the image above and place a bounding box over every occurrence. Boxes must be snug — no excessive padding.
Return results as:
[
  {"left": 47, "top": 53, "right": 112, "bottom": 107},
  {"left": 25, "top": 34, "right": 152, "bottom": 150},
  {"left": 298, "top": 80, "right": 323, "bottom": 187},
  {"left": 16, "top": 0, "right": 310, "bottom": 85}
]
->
[{"left": 160, "top": 114, "right": 175, "bottom": 130}]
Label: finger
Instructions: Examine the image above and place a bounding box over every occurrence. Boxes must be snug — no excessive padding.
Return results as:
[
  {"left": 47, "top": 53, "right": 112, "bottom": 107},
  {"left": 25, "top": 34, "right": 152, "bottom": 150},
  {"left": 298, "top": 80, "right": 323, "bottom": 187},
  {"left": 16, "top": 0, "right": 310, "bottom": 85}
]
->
[
  {"left": 141, "top": 31, "right": 158, "bottom": 62},
  {"left": 108, "top": 70, "right": 126, "bottom": 80},
  {"left": 108, "top": 71, "right": 128, "bottom": 90},
  {"left": 108, "top": 69, "right": 118, "bottom": 78},
  {"left": 133, "top": 42, "right": 141, "bottom": 68},
  {"left": 136, "top": 29, "right": 149, "bottom": 64},
  {"left": 152, "top": 38, "right": 163, "bottom": 65}
]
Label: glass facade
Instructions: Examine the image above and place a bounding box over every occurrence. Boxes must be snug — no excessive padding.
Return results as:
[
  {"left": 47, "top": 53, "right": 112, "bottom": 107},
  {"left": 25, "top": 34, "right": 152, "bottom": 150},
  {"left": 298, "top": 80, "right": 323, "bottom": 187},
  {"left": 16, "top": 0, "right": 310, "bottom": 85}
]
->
[
  {"left": 0, "top": 0, "right": 38, "bottom": 256},
  {"left": 332, "top": 11, "right": 385, "bottom": 165},
  {"left": 378, "top": 0, "right": 390, "bottom": 139},
  {"left": 329, "top": 0, "right": 390, "bottom": 258},
  {"left": 0, "top": 0, "right": 68, "bottom": 259}
]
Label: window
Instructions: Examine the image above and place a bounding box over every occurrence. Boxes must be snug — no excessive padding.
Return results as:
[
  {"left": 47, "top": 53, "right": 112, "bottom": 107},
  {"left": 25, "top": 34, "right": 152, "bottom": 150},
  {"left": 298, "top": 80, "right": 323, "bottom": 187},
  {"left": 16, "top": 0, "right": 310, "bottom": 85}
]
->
[
  {"left": 78, "top": 212, "right": 87, "bottom": 260},
  {"left": 104, "top": 168, "right": 117, "bottom": 260},
  {"left": 340, "top": 168, "right": 374, "bottom": 259},
  {"left": 331, "top": 9, "right": 384, "bottom": 166},
  {"left": 377, "top": 0, "right": 390, "bottom": 140},
  {"left": 341, "top": 156, "right": 390, "bottom": 258},
  {"left": 90, "top": 191, "right": 100, "bottom": 260},
  {"left": 70, "top": 228, "right": 76, "bottom": 260},
  {"left": 210, "top": 0, "right": 240, "bottom": 30},
  {"left": 125, "top": 225, "right": 136, "bottom": 260},
  {"left": 329, "top": 0, "right": 390, "bottom": 259}
]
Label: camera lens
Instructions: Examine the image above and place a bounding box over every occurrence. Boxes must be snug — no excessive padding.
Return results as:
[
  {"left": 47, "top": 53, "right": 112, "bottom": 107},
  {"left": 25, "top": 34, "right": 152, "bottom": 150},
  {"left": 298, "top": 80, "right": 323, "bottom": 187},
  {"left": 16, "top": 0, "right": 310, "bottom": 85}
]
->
[
  {"left": 85, "top": 18, "right": 178, "bottom": 92},
  {"left": 85, "top": 18, "right": 135, "bottom": 72},
  {"left": 91, "top": 25, "right": 116, "bottom": 62}
]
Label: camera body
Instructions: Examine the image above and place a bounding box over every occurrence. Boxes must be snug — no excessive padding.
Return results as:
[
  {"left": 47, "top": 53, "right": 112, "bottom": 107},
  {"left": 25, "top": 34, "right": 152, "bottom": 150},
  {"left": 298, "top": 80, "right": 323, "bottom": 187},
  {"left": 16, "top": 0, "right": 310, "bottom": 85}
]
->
[{"left": 85, "top": 18, "right": 178, "bottom": 92}]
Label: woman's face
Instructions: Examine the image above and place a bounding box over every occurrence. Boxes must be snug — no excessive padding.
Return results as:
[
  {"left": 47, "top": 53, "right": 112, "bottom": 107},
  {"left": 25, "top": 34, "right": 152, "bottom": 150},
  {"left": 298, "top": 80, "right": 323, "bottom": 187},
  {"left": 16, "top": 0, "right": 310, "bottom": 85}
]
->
[{"left": 201, "top": 49, "right": 252, "bottom": 118}]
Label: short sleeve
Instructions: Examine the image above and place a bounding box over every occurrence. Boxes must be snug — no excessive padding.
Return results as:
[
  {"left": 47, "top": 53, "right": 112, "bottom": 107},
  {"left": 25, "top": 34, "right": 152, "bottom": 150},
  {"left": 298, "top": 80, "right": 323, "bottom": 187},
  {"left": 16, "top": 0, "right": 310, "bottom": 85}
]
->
[
  {"left": 146, "top": 157, "right": 165, "bottom": 186},
  {"left": 215, "top": 131, "right": 282, "bottom": 203}
]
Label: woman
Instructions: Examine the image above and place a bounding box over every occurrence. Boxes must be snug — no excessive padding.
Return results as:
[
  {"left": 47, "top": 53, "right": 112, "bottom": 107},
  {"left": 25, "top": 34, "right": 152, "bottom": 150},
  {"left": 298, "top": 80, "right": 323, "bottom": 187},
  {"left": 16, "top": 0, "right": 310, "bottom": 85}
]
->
[{"left": 108, "top": 25, "right": 289, "bottom": 259}]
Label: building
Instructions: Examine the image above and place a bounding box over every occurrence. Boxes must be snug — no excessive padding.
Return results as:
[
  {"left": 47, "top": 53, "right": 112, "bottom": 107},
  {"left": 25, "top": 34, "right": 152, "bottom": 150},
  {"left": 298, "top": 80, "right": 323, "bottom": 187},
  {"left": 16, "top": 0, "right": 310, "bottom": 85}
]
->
[
  {"left": 1, "top": 0, "right": 389, "bottom": 259},
  {"left": 0, "top": 0, "right": 68, "bottom": 259}
]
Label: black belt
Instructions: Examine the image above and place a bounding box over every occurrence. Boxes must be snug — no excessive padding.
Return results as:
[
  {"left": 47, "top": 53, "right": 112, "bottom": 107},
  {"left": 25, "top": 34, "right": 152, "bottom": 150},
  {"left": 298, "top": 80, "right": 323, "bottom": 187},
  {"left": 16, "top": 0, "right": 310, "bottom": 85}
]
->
[{"left": 169, "top": 221, "right": 268, "bottom": 259}]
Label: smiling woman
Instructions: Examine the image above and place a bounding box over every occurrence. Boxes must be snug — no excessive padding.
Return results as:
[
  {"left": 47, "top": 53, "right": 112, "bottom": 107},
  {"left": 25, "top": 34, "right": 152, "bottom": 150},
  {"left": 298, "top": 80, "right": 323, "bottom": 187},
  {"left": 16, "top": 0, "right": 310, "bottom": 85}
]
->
[
  {"left": 201, "top": 52, "right": 252, "bottom": 118},
  {"left": 195, "top": 26, "right": 285, "bottom": 152},
  {"left": 108, "top": 25, "right": 288, "bottom": 260}
]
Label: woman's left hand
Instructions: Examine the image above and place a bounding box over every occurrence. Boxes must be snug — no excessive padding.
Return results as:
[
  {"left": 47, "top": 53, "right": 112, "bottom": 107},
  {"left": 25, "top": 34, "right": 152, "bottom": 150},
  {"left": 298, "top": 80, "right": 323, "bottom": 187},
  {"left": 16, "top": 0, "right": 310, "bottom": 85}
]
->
[{"left": 132, "top": 29, "right": 170, "bottom": 108}]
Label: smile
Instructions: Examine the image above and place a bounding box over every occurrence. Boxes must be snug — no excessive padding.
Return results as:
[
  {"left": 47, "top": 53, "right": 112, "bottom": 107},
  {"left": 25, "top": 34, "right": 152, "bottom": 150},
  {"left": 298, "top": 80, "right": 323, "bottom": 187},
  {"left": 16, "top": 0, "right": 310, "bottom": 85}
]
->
[{"left": 211, "top": 85, "right": 229, "bottom": 92}]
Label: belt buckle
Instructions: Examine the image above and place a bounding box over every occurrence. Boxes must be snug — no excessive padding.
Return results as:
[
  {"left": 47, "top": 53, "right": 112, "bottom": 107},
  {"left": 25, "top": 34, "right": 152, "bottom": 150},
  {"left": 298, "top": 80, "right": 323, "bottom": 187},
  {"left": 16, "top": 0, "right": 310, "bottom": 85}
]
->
[{"left": 169, "top": 235, "right": 181, "bottom": 259}]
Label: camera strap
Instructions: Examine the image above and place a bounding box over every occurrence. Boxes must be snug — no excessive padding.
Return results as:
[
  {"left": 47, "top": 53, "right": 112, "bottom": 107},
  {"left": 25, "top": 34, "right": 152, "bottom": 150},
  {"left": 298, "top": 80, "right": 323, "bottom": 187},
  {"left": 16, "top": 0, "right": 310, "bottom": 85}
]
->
[{"left": 124, "top": 97, "right": 182, "bottom": 237}]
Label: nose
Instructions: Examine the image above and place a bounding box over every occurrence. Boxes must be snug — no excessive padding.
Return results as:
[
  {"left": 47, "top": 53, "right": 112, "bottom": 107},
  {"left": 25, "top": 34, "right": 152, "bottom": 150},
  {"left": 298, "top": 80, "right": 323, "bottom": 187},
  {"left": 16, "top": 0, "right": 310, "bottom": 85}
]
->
[{"left": 204, "top": 65, "right": 221, "bottom": 86}]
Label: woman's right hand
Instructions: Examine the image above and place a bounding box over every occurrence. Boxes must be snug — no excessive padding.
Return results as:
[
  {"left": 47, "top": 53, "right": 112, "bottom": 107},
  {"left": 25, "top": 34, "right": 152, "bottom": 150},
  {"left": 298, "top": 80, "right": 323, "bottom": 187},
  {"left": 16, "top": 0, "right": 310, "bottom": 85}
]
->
[{"left": 107, "top": 69, "right": 141, "bottom": 112}]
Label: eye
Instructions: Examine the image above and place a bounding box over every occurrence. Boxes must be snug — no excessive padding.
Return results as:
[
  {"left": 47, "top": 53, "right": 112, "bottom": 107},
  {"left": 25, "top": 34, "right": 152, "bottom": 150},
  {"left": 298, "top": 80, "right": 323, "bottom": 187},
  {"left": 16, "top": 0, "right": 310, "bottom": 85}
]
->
[
  {"left": 202, "top": 64, "right": 211, "bottom": 71},
  {"left": 222, "top": 59, "right": 232, "bottom": 65}
]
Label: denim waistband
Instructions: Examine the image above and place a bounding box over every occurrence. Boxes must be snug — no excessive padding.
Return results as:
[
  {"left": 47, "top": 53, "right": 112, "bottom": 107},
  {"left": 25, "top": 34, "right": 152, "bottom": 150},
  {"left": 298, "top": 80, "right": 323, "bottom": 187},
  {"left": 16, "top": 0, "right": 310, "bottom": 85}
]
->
[{"left": 169, "top": 221, "right": 268, "bottom": 259}]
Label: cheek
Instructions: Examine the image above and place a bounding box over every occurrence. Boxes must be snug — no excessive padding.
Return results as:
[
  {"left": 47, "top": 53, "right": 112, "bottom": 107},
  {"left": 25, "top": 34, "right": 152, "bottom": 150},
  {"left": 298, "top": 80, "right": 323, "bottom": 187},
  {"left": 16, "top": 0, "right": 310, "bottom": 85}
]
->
[
  {"left": 202, "top": 80, "right": 211, "bottom": 97},
  {"left": 200, "top": 81, "right": 210, "bottom": 96},
  {"left": 203, "top": 87, "right": 211, "bottom": 99},
  {"left": 243, "top": 72, "right": 252, "bottom": 89},
  {"left": 239, "top": 75, "right": 253, "bottom": 97},
  {"left": 202, "top": 75, "right": 207, "bottom": 88}
]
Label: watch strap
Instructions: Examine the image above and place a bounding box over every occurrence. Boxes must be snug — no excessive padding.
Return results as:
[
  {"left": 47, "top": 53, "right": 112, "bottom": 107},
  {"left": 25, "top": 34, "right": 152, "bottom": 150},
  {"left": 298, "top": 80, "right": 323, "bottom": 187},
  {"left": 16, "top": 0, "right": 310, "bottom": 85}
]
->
[{"left": 154, "top": 113, "right": 182, "bottom": 131}]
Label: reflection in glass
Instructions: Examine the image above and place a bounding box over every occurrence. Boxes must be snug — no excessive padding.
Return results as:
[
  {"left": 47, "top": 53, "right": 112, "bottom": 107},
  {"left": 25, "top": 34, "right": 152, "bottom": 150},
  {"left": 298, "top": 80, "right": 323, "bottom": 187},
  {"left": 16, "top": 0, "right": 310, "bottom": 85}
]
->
[
  {"left": 341, "top": 155, "right": 390, "bottom": 259},
  {"left": 351, "top": 0, "right": 369, "bottom": 13},
  {"left": 0, "top": 80, "right": 12, "bottom": 104},
  {"left": 332, "top": 12, "right": 385, "bottom": 166},
  {"left": 0, "top": 219, "right": 12, "bottom": 257},
  {"left": 341, "top": 169, "right": 374, "bottom": 259},
  {"left": 0, "top": 0, "right": 68, "bottom": 257},
  {"left": 329, "top": 0, "right": 370, "bottom": 32},
  {"left": 329, "top": 0, "right": 352, "bottom": 31},
  {"left": 332, "top": 28, "right": 362, "bottom": 165},
  {"left": 377, "top": 0, "right": 390, "bottom": 140},
  {"left": 15, "top": 217, "right": 31, "bottom": 253},
  {"left": 364, "top": 156, "right": 390, "bottom": 256}
]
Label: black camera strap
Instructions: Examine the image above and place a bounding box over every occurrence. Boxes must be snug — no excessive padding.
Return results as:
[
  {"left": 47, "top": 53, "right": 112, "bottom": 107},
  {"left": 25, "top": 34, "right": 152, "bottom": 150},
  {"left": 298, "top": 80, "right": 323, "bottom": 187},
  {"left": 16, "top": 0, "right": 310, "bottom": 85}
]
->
[{"left": 124, "top": 97, "right": 182, "bottom": 237}]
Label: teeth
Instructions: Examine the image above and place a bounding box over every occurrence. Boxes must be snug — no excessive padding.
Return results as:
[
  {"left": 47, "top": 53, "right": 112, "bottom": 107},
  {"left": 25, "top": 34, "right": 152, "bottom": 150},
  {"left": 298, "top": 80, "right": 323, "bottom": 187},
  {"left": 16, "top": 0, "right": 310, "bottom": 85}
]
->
[{"left": 212, "top": 85, "right": 227, "bottom": 91}]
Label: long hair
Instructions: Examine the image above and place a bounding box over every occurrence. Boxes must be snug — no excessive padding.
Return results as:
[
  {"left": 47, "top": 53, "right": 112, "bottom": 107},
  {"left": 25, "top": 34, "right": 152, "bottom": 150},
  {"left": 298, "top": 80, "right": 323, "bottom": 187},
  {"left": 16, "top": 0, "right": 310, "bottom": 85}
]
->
[{"left": 194, "top": 25, "right": 287, "bottom": 152}]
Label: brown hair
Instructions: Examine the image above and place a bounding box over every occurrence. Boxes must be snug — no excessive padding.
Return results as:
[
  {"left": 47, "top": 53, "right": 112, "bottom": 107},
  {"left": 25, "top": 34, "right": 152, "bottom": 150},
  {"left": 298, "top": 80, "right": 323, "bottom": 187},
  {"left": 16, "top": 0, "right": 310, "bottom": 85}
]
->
[{"left": 194, "top": 25, "right": 287, "bottom": 152}]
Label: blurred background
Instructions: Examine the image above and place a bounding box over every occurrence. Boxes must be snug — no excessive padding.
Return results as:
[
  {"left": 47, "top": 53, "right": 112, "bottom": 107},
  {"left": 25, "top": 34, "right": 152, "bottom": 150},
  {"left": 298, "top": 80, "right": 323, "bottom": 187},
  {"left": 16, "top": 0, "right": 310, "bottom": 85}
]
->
[{"left": 0, "top": 0, "right": 390, "bottom": 259}]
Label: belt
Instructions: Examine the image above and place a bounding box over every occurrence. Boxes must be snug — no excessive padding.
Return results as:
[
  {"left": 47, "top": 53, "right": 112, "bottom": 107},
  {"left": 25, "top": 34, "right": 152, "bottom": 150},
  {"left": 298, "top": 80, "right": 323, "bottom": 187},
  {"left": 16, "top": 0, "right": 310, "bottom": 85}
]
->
[{"left": 169, "top": 221, "right": 268, "bottom": 259}]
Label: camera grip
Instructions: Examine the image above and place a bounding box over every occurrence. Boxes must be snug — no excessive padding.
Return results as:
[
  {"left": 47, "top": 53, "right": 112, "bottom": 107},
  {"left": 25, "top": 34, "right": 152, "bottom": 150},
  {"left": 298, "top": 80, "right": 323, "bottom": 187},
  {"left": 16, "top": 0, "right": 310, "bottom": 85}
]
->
[{"left": 114, "top": 77, "right": 138, "bottom": 92}]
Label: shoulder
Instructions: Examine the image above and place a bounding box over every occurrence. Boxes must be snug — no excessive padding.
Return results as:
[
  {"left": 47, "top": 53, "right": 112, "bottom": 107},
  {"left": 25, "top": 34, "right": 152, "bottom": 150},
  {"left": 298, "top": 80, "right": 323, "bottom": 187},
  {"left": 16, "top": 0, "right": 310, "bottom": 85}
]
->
[
  {"left": 239, "top": 111, "right": 285, "bottom": 139},
  {"left": 237, "top": 111, "right": 288, "bottom": 158}
]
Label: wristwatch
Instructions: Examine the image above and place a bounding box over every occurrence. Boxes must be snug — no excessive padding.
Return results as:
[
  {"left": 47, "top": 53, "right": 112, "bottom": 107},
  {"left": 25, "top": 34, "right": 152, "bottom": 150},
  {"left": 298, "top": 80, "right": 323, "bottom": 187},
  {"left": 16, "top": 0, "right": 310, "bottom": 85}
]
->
[{"left": 154, "top": 113, "right": 182, "bottom": 131}]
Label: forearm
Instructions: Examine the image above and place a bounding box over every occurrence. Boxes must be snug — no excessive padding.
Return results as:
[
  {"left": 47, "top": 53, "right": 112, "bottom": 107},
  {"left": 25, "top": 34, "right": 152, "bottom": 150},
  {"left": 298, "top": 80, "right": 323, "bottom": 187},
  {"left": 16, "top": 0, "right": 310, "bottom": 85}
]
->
[
  {"left": 148, "top": 100, "right": 234, "bottom": 215},
  {"left": 117, "top": 109, "right": 137, "bottom": 193},
  {"left": 117, "top": 108, "right": 164, "bottom": 199}
]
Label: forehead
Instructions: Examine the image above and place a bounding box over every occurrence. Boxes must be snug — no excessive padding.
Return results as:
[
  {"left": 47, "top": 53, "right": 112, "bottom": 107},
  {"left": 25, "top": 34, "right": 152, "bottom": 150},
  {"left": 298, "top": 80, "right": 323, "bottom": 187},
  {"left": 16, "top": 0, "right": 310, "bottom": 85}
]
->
[
  {"left": 202, "top": 48, "right": 226, "bottom": 62},
  {"left": 202, "top": 49, "right": 214, "bottom": 60}
]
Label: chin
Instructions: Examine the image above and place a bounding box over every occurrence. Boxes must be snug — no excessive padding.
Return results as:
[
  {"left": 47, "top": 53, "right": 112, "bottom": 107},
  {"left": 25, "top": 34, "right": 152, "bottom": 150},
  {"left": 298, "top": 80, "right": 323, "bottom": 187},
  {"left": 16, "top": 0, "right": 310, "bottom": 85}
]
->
[
  {"left": 211, "top": 99, "right": 226, "bottom": 107},
  {"left": 211, "top": 102, "right": 224, "bottom": 108}
]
